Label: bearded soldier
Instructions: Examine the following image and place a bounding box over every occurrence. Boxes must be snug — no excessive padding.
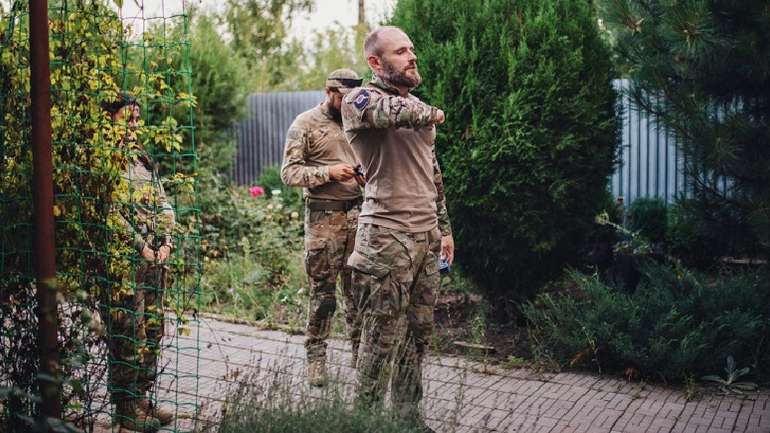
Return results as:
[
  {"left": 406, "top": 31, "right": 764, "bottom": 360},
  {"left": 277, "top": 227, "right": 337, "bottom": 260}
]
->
[
  {"left": 341, "top": 27, "right": 454, "bottom": 431},
  {"left": 281, "top": 69, "right": 366, "bottom": 386}
]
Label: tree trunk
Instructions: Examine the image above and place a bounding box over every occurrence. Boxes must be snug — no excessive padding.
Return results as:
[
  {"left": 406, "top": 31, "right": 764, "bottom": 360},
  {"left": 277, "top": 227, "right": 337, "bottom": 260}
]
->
[{"left": 358, "top": 0, "right": 365, "bottom": 27}]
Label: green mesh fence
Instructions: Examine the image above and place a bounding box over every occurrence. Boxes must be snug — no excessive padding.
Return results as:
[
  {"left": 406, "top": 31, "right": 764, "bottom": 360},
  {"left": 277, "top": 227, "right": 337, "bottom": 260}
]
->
[{"left": 0, "top": 0, "right": 200, "bottom": 431}]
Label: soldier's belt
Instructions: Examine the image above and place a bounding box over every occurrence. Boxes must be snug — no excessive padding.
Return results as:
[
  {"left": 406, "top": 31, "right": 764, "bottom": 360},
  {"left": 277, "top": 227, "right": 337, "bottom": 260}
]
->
[{"left": 306, "top": 197, "right": 362, "bottom": 212}]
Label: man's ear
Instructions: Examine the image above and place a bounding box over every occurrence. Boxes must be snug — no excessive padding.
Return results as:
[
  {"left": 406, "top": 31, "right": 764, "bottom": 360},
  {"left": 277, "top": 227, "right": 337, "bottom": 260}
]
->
[{"left": 366, "top": 54, "right": 381, "bottom": 72}]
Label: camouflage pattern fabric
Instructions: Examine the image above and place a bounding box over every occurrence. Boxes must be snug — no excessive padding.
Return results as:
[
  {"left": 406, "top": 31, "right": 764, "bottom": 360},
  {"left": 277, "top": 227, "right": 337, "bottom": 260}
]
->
[
  {"left": 348, "top": 223, "right": 441, "bottom": 416},
  {"left": 304, "top": 206, "right": 361, "bottom": 362},
  {"left": 104, "top": 264, "right": 167, "bottom": 401},
  {"left": 106, "top": 152, "right": 175, "bottom": 402}
]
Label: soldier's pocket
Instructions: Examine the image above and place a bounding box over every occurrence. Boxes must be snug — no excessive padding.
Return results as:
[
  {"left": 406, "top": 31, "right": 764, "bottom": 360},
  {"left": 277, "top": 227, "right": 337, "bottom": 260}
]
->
[
  {"left": 348, "top": 251, "right": 398, "bottom": 315},
  {"left": 305, "top": 238, "right": 331, "bottom": 280}
]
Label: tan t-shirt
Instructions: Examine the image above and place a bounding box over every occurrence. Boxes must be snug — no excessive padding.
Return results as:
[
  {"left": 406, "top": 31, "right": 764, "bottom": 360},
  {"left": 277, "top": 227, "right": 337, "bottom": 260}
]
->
[
  {"left": 280, "top": 103, "right": 361, "bottom": 201},
  {"left": 341, "top": 76, "right": 441, "bottom": 233}
]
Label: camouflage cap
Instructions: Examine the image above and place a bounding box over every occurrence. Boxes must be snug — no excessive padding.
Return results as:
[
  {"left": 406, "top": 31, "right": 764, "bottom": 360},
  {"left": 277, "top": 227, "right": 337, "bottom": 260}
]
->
[{"left": 326, "top": 68, "right": 362, "bottom": 94}]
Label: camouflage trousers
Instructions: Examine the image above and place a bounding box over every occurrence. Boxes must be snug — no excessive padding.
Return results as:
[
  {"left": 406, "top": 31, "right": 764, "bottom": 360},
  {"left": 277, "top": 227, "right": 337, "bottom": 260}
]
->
[
  {"left": 102, "top": 263, "right": 166, "bottom": 403},
  {"left": 348, "top": 223, "right": 441, "bottom": 416},
  {"left": 304, "top": 206, "right": 361, "bottom": 362}
]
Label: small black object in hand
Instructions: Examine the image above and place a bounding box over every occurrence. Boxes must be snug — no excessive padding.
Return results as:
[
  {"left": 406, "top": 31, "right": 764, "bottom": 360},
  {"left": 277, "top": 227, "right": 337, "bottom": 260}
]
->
[{"left": 438, "top": 258, "right": 451, "bottom": 274}]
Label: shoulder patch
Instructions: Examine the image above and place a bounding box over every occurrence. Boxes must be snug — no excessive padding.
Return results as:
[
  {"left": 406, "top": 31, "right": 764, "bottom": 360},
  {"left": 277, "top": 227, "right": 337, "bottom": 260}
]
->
[{"left": 352, "top": 89, "right": 370, "bottom": 111}]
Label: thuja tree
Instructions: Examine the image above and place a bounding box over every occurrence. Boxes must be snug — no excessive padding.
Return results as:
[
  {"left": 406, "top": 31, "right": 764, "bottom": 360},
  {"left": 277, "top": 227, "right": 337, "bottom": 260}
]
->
[
  {"left": 600, "top": 0, "right": 770, "bottom": 260},
  {"left": 391, "top": 0, "right": 617, "bottom": 316},
  {"left": 0, "top": 0, "right": 187, "bottom": 428}
]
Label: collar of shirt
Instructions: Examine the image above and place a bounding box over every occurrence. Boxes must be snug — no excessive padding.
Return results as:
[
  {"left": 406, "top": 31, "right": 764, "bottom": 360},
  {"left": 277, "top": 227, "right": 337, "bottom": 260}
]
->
[{"left": 369, "top": 75, "right": 403, "bottom": 95}]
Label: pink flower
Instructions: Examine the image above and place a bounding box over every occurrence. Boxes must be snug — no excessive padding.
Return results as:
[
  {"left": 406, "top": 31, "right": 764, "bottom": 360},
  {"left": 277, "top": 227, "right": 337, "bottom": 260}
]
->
[{"left": 249, "top": 186, "right": 265, "bottom": 198}]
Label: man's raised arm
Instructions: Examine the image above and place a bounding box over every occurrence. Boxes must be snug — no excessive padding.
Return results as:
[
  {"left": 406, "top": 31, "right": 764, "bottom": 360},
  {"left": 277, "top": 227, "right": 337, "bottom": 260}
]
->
[{"left": 342, "top": 88, "right": 444, "bottom": 132}]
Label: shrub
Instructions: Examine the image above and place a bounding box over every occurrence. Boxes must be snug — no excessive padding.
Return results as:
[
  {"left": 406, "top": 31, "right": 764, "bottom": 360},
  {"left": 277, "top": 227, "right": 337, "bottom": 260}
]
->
[
  {"left": 523, "top": 263, "right": 770, "bottom": 382},
  {"left": 197, "top": 187, "right": 307, "bottom": 323},
  {"left": 256, "top": 165, "right": 304, "bottom": 213},
  {"left": 666, "top": 199, "right": 725, "bottom": 268},
  {"left": 199, "top": 246, "right": 307, "bottom": 324},
  {"left": 600, "top": 0, "right": 770, "bottom": 260},
  {"left": 627, "top": 198, "right": 667, "bottom": 244},
  {"left": 390, "top": 0, "right": 618, "bottom": 316}
]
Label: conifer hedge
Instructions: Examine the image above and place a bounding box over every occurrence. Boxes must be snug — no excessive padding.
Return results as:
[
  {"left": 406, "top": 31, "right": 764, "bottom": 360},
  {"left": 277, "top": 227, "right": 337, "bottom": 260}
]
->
[{"left": 391, "top": 0, "right": 617, "bottom": 314}]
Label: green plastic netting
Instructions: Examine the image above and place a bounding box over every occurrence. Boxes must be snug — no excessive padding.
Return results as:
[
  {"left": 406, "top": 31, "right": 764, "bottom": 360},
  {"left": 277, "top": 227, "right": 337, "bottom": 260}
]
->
[{"left": 0, "top": 0, "right": 200, "bottom": 431}]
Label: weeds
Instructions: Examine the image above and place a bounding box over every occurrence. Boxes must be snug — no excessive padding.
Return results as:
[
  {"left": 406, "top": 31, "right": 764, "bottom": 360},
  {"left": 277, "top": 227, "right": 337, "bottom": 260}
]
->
[{"left": 701, "top": 356, "right": 759, "bottom": 394}]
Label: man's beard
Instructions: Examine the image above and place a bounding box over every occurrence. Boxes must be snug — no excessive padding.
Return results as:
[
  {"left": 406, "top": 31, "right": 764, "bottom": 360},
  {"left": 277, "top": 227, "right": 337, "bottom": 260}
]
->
[
  {"left": 382, "top": 58, "right": 421, "bottom": 89},
  {"left": 327, "top": 101, "right": 342, "bottom": 122}
]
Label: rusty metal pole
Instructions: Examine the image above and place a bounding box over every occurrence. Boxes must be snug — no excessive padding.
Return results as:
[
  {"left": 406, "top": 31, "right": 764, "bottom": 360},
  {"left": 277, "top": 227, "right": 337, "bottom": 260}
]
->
[{"left": 29, "top": 0, "right": 61, "bottom": 425}]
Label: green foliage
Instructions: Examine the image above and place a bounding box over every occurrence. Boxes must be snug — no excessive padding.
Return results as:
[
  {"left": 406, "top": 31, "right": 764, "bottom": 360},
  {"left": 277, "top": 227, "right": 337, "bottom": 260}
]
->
[
  {"left": 627, "top": 198, "right": 667, "bottom": 244},
  {"left": 391, "top": 0, "right": 618, "bottom": 314},
  {"left": 666, "top": 199, "right": 722, "bottom": 267},
  {"left": 701, "top": 356, "right": 758, "bottom": 394},
  {"left": 200, "top": 240, "right": 307, "bottom": 325},
  {"left": 286, "top": 24, "right": 370, "bottom": 90},
  {"left": 1, "top": 0, "right": 192, "bottom": 427},
  {"left": 523, "top": 263, "right": 770, "bottom": 382},
  {"left": 223, "top": 0, "right": 312, "bottom": 70},
  {"left": 600, "top": 0, "right": 770, "bottom": 259},
  {"left": 255, "top": 165, "right": 304, "bottom": 211},
  {"left": 1, "top": 2, "right": 127, "bottom": 424},
  {"left": 187, "top": 12, "right": 249, "bottom": 177},
  {"left": 198, "top": 186, "right": 305, "bottom": 323},
  {"left": 214, "top": 374, "right": 427, "bottom": 433}
]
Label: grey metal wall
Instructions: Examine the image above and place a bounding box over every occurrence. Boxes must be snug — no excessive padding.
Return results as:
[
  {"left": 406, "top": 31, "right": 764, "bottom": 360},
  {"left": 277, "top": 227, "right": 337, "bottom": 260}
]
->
[
  {"left": 233, "top": 90, "right": 325, "bottom": 185},
  {"left": 610, "top": 79, "right": 687, "bottom": 204}
]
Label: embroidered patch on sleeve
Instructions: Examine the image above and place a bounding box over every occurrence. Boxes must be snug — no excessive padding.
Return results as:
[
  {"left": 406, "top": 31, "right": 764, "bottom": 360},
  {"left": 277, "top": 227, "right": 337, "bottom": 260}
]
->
[{"left": 353, "top": 90, "right": 370, "bottom": 111}]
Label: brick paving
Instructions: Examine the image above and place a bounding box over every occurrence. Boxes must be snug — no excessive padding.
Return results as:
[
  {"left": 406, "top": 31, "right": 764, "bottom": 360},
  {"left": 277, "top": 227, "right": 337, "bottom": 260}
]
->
[{"left": 103, "top": 316, "right": 770, "bottom": 433}]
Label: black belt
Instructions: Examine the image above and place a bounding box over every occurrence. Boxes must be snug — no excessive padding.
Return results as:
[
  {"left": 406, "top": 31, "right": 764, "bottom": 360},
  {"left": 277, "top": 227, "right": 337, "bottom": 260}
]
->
[{"left": 306, "top": 197, "right": 362, "bottom": 212}]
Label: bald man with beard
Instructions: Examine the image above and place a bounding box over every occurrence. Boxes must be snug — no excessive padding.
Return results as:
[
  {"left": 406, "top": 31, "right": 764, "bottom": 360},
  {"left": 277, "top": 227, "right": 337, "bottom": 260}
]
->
[{"left": 341, "top": 26, "right": 454, "bottom": 430}]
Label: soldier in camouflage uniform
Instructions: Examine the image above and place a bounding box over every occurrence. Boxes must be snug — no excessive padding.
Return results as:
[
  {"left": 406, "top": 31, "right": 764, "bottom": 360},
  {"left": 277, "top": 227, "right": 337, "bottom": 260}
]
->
[
  {"left": 104, "top": 93, "right": 175, "bottom": 432},
  {"left": 281, "top": 69, "right": 366, "bottom": 386},
  {"left": 341, "top": 27, "right": 454, "bottom": 429}
]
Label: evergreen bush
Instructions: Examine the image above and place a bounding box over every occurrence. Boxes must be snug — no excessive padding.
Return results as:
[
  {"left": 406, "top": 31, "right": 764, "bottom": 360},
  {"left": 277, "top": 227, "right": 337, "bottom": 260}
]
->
[
  {"left": 523, "top": 263, "right": 770, "bottom": 382},
  {"left": 390, "top": 0, "right": 618, "bottom": 315},
  {"left": 627, "top": 197, "right": 667, "bottom": 244},
  {"left": 600, "top": 0, "right": 770, "bottom": 260}
]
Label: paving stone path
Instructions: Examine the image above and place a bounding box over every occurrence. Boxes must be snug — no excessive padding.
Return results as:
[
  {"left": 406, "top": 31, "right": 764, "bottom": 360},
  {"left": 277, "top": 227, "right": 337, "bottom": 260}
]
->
[{"left": 140, "top": 316, "right": 770, "bottom": 433}]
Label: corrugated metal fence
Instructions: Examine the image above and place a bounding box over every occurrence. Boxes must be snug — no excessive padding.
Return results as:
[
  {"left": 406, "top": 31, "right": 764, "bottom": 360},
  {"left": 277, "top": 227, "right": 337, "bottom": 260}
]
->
[
  {"left": 610, "top": 79, "right": 687, "bottom": 204},
  {"left": 233, "top": 90, "right": 325, "bottom": 185},
  {"left": 235, "top": 81, "right": 689, "bottom": 204}
]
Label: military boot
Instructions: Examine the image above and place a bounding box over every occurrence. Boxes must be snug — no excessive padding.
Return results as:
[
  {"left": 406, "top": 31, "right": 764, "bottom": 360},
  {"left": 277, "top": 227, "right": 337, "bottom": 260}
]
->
[
  {"left": 115, "top": 399, "right": 160, "bottom": 432},
  {"left": 307, "top": 357, "right": 327, "bottom": 387},
  {"left": 138, "top": 398, "right": 174, "bottom": 426}
]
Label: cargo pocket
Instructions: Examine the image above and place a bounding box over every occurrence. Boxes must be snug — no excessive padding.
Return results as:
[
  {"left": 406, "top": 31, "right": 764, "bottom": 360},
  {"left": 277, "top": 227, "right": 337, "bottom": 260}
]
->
[
  {"left": 424, "top": 253, "right": 439, "bottom": 276},
  {"left": 305, "top": 238, "right": 330, "bottom": 280},
  {"left": 348, "top": 251, "right": 396, "bottom": 315},
  {"left": 347, "top": 251, "right": 390, "bottom": 278}
]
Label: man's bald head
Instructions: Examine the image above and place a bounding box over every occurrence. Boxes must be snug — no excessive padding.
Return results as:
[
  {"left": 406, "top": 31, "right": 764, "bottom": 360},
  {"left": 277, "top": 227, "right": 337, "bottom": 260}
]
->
[
  {"left": 364, "top": 26, "right": 408, "bottom": 58},
  {"left": 363, "top": 26, "right": 421, "bottom": 92}
]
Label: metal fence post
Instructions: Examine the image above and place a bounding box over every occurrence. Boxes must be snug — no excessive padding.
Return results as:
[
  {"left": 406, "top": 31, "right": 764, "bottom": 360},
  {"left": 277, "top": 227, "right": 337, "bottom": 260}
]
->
[{"left": 29, "top": 0, "right": 62, "bottom": 426}]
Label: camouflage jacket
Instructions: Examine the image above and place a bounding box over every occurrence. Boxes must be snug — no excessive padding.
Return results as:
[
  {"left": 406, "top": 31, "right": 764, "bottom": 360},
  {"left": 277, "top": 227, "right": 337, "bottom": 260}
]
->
[
  {"left": 341, "top": 75, "right": 452, "bottom": 236},
  {"left": 116, "top": 149, "right": 176, "bottom": 253},
  {"left": 280, "top": 103, "right": 362, "bottom": 202}
]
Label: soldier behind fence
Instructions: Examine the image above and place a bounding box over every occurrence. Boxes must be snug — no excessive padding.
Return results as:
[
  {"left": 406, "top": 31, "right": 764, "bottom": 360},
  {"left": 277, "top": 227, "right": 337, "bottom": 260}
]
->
[
  {"left": 341, "top": 26, "right": 454, "bottom": 431},
  {"left": 281, "top": 69, "right": 366, "bottom": 386},
  {"left": 103, "top": 93, "right": 175, "bottom": 432}
]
